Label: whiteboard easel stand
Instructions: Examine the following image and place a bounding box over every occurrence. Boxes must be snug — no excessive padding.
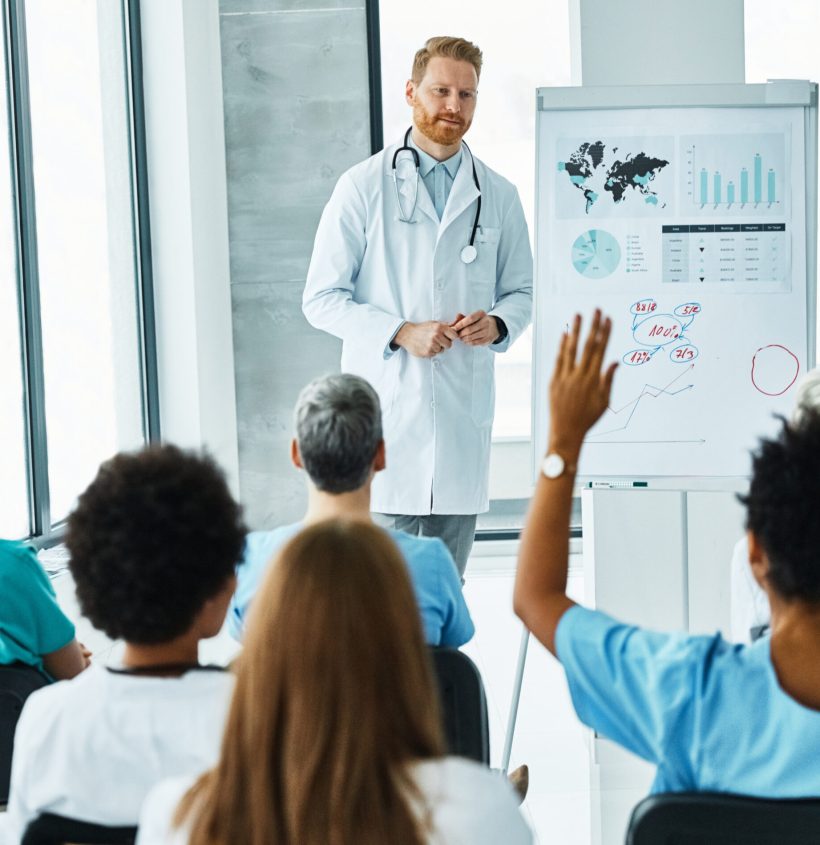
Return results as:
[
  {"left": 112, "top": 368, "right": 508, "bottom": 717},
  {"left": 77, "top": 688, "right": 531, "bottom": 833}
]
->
[
  {"left": 531, "top": 78, "right": 818, "bottom": 845},
  {"left": 500, "top": 625, "right": 530, "bottom": 774}
]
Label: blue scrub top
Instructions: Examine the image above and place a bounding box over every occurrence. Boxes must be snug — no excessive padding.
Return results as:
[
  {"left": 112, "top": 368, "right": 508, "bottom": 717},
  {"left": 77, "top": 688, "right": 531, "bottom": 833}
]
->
[
  {"left": 557, "top": 604, "right": 820, "bottom": 796},
  {"left": 228, "top": 523, "right": 474, "bottom": 648}
]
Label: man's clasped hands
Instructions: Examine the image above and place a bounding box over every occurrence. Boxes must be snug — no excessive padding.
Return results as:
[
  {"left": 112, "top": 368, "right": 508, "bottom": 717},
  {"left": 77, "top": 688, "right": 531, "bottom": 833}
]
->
[{"left": 393, "top": 310, "right": 501, "bottom": 357}]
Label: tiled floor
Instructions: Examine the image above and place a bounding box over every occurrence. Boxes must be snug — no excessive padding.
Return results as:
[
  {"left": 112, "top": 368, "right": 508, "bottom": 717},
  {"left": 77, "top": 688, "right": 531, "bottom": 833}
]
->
[{"left": 47, "top": 546, "right": 647, "bottom": 845}]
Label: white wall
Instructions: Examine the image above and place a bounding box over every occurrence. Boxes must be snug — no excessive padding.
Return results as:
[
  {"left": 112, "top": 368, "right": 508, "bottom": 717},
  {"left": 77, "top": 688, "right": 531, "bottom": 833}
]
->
[{"left": 578, "top": 0, "right": 745, "bottom": 86}]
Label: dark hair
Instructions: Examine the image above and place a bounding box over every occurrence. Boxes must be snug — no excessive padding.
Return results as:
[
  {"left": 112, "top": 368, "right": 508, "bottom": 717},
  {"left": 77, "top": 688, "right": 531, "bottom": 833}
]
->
[
  {"left": 741, "top": 412, "right": 820, "bottom": 601},
  {"left": 294, "top": 374, "right": 382, "bottom": 494},
  {"left": 66, "top": 444, "right": 246, "bottom": 644}
]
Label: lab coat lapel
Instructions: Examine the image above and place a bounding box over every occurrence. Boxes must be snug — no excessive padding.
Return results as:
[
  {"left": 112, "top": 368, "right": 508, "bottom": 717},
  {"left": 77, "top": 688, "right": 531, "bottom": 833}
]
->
[
  {"left": 401, "top": 174, "right": 438, "bottom": 225},
  {"left": 391, "top": 155, "right": 438, "bottom": 226},
  {"left": 438, "top": 144, "right": 479, "bottom": 240}
]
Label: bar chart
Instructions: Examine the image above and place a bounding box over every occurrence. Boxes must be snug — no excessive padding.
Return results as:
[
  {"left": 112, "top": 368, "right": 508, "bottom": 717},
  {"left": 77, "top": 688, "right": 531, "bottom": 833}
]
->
[{"left": 682, "top": 133, "right": 785, "bottom": 214}]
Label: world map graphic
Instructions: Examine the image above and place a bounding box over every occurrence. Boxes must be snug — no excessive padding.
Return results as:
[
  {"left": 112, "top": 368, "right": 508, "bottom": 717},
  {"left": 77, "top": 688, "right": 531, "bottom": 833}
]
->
[{"left": 558, "top": 141, "right": 670, "bottom": 214}]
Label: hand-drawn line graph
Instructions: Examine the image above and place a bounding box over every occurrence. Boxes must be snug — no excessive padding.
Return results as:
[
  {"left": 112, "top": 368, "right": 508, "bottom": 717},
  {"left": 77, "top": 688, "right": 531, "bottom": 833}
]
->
[{"left": 588, "top": 364, "right": 697, "bottom": 440}]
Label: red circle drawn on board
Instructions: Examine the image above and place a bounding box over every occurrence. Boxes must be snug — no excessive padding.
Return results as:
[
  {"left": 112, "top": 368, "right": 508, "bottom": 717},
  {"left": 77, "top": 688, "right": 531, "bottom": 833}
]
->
[{"left": 751, "top": 345, "right": 800, "bottom": 396}]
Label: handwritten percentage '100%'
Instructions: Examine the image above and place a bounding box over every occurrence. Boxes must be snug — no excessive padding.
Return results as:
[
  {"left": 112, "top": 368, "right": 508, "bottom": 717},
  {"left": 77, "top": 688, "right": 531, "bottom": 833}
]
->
[{"left": 634, "top": 318, "right": 681, "bottom": 346}]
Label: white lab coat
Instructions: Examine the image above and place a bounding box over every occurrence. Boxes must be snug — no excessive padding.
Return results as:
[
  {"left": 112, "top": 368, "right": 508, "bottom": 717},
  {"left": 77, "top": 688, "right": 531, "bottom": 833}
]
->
[{"left": 303, "top": 138, "right": 533, "bottom": 515}]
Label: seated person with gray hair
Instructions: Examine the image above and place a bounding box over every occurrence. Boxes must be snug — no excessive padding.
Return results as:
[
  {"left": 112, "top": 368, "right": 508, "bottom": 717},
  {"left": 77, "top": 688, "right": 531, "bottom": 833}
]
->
[{"left": 229, "top": 373, "right": 474, "bottom": 647}]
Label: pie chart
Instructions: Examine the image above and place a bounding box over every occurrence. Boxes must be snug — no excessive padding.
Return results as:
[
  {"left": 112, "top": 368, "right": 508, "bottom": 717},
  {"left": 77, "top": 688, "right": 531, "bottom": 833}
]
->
[{"left": 572, "top": 229, "right": 621, "bottom": 279}]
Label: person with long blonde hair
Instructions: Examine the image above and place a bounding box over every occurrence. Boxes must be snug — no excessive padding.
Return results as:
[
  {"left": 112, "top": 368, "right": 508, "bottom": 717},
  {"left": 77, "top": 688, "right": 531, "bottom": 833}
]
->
[{"left": 138, "top": 520, "right": 531, "bottom": 845}]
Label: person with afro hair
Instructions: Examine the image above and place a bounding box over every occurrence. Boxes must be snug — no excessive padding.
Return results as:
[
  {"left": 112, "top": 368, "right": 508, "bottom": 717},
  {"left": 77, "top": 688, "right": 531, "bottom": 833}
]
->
[
  {"left": 4, "top": 444, "right": 246, "bottom": 840},
  {"left": 730, "top": 366, "right": 820, "bottom": 642}
]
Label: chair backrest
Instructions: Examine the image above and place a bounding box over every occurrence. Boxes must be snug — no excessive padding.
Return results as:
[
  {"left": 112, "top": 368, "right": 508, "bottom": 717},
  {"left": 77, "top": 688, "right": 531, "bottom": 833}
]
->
[
  {"left": 429, "top": 647, "right": 490, "bottom": 764},
  {"left": 0, "top": 662, "right": 49, "bottom": 803},
  {"left": 626, "top": 791, "right": 820, "bottom": 844},
  {"left": 22, "top": 813, "right": 137, "bottom": 845}
]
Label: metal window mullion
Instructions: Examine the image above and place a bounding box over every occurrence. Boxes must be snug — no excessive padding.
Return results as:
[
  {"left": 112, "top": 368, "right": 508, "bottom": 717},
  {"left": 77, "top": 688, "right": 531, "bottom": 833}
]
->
[
  {"left": 123, "top": 0, "right": 159, "bottom": 443},
  {"left": 366, "top": 0, "right": 383, "bottom": 154},
  {"left": 5, "top": 0, "right": 50, "bottom": 538}
]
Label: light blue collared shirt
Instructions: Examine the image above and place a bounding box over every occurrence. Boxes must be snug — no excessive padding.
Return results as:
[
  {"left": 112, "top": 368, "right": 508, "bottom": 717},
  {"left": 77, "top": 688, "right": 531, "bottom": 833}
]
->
[{"left": 409, "top": 136, "right": 462, "bottom": 220}]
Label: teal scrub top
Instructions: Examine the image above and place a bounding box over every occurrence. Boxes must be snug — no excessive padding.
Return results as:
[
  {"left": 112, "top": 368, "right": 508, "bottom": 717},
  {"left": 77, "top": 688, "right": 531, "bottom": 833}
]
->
[
  {"left": 0, "top": 538, "right": 75, "bottom": 674},
  {"left": 557, "top": 604, "right": 820, "bottom": 796}
]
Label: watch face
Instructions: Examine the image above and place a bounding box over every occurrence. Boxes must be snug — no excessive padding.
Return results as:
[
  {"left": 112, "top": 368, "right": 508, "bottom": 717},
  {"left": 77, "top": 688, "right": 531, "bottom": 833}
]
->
[{"left": 542, "top": 453, "right": 565, "bottom": 479}]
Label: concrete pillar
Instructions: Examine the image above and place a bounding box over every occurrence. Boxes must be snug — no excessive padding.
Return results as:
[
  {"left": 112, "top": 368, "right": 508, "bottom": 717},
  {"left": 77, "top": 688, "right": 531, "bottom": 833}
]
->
[{"left": 218, "top": 1, "right": 370, "bottom": 527}]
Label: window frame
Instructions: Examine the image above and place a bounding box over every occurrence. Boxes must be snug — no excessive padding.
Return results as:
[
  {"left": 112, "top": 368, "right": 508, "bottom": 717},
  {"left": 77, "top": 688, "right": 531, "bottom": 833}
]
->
[
  {"left": 3, "top": 0, "right": 158, "bottom": 547},
  {"left": 365, "top": 0, "right": 383, "bottom": 155}
]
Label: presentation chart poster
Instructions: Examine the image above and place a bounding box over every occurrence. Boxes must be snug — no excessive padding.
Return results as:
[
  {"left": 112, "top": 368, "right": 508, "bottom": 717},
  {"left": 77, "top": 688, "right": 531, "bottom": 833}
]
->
[{"left": 535, "top": 104, "right": 809, "bottom": 480}]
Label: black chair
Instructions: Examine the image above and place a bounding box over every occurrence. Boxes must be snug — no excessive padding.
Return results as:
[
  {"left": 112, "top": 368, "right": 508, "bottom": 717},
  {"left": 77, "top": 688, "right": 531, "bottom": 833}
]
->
[
  {"left": 626, "top": 791, "right": 820, "bottom": 844},
  {"left": 22, "top": 814, "right": 137, "bottom": 845},
  {"left": 429, "top": 647, "right": 490, "bottom": 764},
  {"left": 0, "top": 662, "right": 49, "bottom": 804}
]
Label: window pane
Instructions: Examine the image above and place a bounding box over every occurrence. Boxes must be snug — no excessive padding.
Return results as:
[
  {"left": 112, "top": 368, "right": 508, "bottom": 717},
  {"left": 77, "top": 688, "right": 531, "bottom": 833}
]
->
[
  {"left": 25, "top": 0, "right": 144, "bottom": 522},
  {"left": 379, "top": 6, "right": 572, "bottom": 438},
  {"left": 0, "top": 45, "right": 29, "bottom": 538}
]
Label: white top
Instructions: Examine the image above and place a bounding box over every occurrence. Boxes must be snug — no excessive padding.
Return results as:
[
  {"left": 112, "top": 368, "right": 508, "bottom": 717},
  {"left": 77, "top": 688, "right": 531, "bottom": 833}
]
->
[
  {"left": 137, "top": 756, "right": 532, "bottom": 844},
  {"left": 3, "top": 664, "right": 233, "bottom": 843},
  {"left": 729, "top": 535, "right": 771, "bottom": 643}
]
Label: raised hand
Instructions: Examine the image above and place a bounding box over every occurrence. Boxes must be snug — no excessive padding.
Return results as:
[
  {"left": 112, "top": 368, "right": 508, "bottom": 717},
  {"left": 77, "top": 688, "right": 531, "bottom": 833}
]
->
[{"left": 548, "top": 310, "right": 618, "bottom": 456}]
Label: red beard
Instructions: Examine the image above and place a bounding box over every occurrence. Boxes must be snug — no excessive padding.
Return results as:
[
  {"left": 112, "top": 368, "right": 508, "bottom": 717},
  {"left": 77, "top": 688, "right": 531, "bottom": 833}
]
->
[{"left": 413, "top": 101, "right": 471, "bottom": 146}]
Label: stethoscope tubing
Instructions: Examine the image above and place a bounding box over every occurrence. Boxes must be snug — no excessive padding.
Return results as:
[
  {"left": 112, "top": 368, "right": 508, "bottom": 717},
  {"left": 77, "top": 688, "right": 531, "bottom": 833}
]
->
[{"left": 392, "top": 127, "right": 482, "bottom": 264}]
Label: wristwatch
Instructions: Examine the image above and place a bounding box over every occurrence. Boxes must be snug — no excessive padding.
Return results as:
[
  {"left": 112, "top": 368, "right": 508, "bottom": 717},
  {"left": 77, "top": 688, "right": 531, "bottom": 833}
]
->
[
  {"left": 491, "top": 316, "right": 508, "bottom": 344},
  {"left": 541, "top": 452, "right": 576, "bottom": 479}
]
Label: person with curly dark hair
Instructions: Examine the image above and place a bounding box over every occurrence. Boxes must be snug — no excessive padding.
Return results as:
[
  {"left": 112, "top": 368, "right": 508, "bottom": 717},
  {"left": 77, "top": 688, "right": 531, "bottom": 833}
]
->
[
  {"left": 515, "top": 311, "right": 820, "bottom": 798},
  {"left": 730, "top": 366, "right": 820, "bottom": 642},
  {"left": 4, "top": 445, "right": 246, "bottom": 841}
]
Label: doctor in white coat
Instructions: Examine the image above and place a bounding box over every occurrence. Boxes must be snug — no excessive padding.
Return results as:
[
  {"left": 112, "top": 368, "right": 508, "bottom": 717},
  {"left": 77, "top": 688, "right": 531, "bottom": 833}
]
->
[{"left": 303, "top": 36, "right": 532, "bottom": 576}]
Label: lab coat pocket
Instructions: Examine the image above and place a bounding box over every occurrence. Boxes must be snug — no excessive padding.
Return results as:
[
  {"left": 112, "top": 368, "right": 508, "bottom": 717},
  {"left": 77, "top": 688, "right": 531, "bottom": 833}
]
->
[
  {"left": 466, "top": 227, "right": 500, "bottom": 310},
  {"left": 471, "top": 347, "right": 496, "bottom": 428},
  {"left": 344, "top": 340, "right": 402, "bottom": 418},
  {"left": 378, "top": 351, "right": 403, "bottom": 419}
]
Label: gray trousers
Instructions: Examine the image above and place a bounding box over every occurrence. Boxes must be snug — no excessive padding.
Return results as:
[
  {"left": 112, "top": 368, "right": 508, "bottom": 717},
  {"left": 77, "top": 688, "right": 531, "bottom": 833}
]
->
[{"left": 372, "top": 512, "right": 477, "bottom": 578}]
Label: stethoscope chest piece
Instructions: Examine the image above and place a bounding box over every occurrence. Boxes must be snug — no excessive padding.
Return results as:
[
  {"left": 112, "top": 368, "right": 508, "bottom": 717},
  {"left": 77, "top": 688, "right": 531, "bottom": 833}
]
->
[{"left": 460, "top": 244, "right": 478, "bottom": 264}]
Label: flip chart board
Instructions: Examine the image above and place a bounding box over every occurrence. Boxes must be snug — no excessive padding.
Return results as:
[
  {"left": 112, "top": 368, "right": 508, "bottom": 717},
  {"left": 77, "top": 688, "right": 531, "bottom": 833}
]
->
[{"left": 533, "top": 82, "right": 818, "bottom": 485}]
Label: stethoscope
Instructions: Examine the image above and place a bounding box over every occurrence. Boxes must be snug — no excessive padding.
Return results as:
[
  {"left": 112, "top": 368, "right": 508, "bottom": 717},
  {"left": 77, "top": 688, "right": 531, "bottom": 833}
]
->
[{"left": 391, "top": 126, "right": 482, "bottom": 265}]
